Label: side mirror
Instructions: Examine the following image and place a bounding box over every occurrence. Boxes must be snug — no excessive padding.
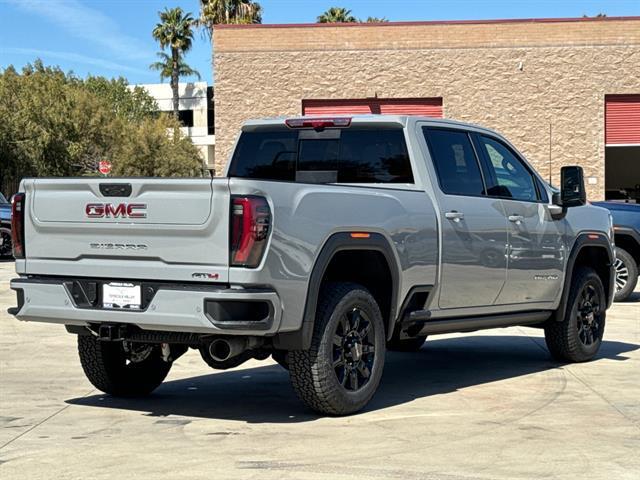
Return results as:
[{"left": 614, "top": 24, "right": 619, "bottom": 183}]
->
[{"left": 559, "top": 166, "right": 586, "bottom": 208}]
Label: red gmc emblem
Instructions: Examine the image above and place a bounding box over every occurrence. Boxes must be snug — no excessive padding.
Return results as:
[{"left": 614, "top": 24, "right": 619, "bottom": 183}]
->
[{"left": 86, "top": 203, "right": 147, "bottom": 219}]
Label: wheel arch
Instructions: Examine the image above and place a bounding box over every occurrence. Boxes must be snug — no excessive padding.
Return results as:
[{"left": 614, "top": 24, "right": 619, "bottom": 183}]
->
[
  {"left": 613, "top": 227, "right": 640, "bottom": 266},
  {"left": 555, "top": 232, "right": 615, "bottom": 320},
  {"left": 274, "top": 231, "right": 400, "bottom": 350}
]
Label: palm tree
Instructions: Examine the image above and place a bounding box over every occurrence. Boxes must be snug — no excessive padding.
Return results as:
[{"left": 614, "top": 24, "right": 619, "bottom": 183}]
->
[
  {"left": 151, "top": 7, "right": 197, "bottom": 119},
  {"left": 150, "top": 52, "right": 201, "bottom": 83},
  {"left": 317, "top": 7, "right": 357, "bottom": 23},
  {"left": 199, "top": 0, "right": 262, "bottom": 37},
  {"left": 363, "top": 17, "right": 389, "bottom": 23}
]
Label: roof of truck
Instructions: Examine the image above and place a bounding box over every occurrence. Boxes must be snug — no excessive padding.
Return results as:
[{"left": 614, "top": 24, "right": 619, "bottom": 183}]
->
[{"left": 242, "top": 115, "right": 496, "bottom": 134}]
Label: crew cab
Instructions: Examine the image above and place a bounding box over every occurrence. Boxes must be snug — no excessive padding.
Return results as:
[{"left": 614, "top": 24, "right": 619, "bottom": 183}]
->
[{"left": 9, "top": 116, "right": 615, "bottom": 415}]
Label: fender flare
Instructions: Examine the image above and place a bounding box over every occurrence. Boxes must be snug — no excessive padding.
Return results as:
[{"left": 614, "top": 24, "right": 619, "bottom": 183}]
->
[
  {"left": 555, "top": 231, "right": 614, "bottom": 320},
  {"left": 274, "top": 231, "right": 400, "bottom": 350}
]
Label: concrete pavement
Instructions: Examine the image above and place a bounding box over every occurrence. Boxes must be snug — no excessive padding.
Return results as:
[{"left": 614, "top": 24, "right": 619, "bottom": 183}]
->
[{"left": 0, "top": 259, "right": 638, "bottom": 479}]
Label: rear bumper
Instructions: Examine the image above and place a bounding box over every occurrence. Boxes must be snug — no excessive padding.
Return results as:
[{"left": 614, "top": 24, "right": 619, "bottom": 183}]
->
[{"left": 9, "top": 277, "right": 282, "bottom": 336}]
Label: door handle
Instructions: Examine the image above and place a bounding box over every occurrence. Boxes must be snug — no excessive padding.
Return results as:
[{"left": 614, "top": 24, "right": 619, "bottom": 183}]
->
[
  {"left": 508, "top": 214, "right": 524, "bottom": 224},
  {"left": 445, "top": 211, "right": 464, "bottom": 222}
]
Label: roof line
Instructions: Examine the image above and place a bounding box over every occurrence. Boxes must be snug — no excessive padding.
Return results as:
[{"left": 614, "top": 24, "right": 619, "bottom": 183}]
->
[{"left": 215, "top": 15, "right": 640, "bottom": 30}]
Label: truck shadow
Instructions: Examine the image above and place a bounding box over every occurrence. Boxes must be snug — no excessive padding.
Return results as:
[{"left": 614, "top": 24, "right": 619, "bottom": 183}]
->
[{"left": 66, "top": 334, "right": 638, "bottom": 424}]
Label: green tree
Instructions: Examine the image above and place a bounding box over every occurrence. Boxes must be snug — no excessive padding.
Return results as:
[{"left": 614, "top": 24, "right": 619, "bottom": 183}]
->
[
  {"left": 112, "top": 115, "right": 203, "bottom": 177},
  {"left": 0, "top": 60, "right": 203, "bottom": 195},
  {"left": 84, "top": 76, "right": 157, "bottom": 122},
  {"left": 151, "top": 7, "right": 198, "bottom": 119},
  {"left": 199, "top": 0, "right": 263, "bottom": 36},
  {"left": 150, "top": 52, "right": 201, "bottom": 83},
  {"left": 317, "top": 7, "right": 357, "bottom": 23}
]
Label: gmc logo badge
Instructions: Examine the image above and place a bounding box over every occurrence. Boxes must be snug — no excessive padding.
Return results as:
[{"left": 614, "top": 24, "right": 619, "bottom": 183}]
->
[{"left": 86, "top": 203, "right": 147, "bottom": 219}]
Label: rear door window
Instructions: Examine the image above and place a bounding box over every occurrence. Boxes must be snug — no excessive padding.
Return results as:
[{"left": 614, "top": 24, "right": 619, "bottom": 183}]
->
[
  {"left": 228, "top": 128, "right": 413, "bottom": 184},
  {"left": 423, "top": 128, "right": 486, "bottom": 196}
]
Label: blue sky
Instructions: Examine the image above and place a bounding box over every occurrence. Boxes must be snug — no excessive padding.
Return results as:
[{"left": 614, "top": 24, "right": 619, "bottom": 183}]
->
[{"left": 1, "top": 0, "right": 638, "bottom": 86}]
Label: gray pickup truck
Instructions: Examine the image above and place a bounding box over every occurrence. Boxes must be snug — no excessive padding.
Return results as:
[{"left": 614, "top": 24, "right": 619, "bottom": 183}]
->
[{"left": 9, "top": 116, "right": 615, "bottom": 415}]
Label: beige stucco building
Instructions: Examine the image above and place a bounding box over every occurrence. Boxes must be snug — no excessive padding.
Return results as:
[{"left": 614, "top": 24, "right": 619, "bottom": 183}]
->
[{"left": 214, "top": 17, "right": 640, "bottom": 199}]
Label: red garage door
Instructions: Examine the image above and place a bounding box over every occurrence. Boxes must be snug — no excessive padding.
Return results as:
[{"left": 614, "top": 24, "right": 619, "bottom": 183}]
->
[
  {"left": 302, "top": 98, "right": 443, "bottom": 117},
  {"left": 605, "top": 95, "right": 640, "bottom": 145}
]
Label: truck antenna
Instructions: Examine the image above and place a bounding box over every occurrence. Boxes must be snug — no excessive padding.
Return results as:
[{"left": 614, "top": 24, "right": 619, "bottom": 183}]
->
[{"left": 548, "top": 122, "right": 552, "bottom": 185}]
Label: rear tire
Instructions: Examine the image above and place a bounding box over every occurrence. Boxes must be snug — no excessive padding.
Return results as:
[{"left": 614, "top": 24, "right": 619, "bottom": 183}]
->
[
  {"left": 387, "top": 336, "right": 427, "bottom": 352},
  {"left": 613, "top": 247, "right": 638, "bottom": 302},
  {"left": 544, "top": 267, "right": 606, "bottom": 363},
  {"left": 78, "top": 335, "right": 172, "bottom": 396},
  {"left": 289, "top": 282, "right": 386, "bottom": 415}
]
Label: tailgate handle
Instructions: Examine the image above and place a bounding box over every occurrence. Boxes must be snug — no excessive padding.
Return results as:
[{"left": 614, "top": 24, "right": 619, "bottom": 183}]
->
[{"left": 100, "top": 183, "right": 132, "bottom": 197}]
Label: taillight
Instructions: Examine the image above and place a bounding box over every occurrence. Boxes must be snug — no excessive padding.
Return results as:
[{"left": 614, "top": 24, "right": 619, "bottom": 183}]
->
[
  {"left": 11, "top": 193, "right": 25, "bottom": 259},
  {"left": 230, "top": 196, "right": 271, "bottom": 268},
  {"left": 285, "top": 117, "right": 351, "bottom": 129}
]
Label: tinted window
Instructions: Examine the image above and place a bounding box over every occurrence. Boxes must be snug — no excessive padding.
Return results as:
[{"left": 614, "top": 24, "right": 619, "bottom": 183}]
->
[
  {"left": 178, "top": 110, "right": 194, "bottom": 127},
  {"left": 228, "top": 131, "right": 297, "bottom": 181},
  {"left": 477, "top": 136, "right": 539, "bottom": 202},
  {"left": 340, "top": 130, "right": 414, "bottom": 183},
  {"left": 424, "top": 128, "right": 485, "bottom": 196},
  {"left": 228, "top": 128, "right": 413, "bottom": 184}
]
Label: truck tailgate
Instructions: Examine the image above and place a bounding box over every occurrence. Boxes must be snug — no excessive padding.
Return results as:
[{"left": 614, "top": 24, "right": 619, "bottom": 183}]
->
[{"left": 21, "top": 178, "right": 230, "bottom": 283}]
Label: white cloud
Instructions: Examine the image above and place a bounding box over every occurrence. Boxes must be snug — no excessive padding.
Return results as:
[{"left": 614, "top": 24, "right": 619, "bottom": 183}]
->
[
  {"left": 5, "top": 0, "right": 153, "bottom": 61},
  {"left": 2, "top": 47, "right": 154, "bottom": 77}
]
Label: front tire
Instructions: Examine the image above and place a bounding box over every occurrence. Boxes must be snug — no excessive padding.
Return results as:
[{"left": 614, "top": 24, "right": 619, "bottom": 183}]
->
[
  {"left": 544, "top": 267, "right": 606, "bottom": 363},
  {"left": 613, "top": 247, "right": 638, "bottom": 302},
  {"left": 78, "top": 335, "right": 172, "bottom": 396},
  {"left": 289, "top": 282, "right": 386, "bottom": 415}
]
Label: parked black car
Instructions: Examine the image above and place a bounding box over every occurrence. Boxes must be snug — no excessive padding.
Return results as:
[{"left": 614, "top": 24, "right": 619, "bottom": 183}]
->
[{"left": 0, "top": 192, "right": 12, "bottom": 257}]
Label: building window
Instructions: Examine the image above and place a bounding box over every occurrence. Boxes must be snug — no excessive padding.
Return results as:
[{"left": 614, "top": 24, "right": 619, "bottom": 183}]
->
[
  {"left": 178, "top": 110, "right": 194, "bottom": 128},
  {"left": 207, "top": 86, "right": 215, "bottom": 135}
]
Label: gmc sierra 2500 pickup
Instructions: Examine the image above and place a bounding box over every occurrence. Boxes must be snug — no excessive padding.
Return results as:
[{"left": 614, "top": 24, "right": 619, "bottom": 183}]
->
[{"left": 9, "top": 116, "right": 615, "bottom": 415}]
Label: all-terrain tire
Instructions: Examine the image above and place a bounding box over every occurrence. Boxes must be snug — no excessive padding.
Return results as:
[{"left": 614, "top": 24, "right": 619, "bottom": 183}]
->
[
  {"left": 387, "top": 336, "right": 427, "bottom": 352},
  {"left": 289, "top": 282, "right": 386, "bottom": 415},
  {"left": 78, "top": 335, "right": 172, "bottom": 396},
  {"left": 613, "top": 247, "right": 638, "bottom": 302},
  {"left": 544, "top": 267, "right": 606, "bottom": 363}
]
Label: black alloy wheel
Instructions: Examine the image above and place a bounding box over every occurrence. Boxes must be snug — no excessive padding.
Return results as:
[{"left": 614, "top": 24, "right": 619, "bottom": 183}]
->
[
  {"left": 332, "top": 306, "right": 376, "bottom": 392},
  {"left": 576, "top": 283, "right": 603, "bottom": 347}
]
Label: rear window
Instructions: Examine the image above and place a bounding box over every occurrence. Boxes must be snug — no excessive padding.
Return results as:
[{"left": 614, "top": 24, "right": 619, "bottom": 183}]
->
[
  {"left": 423, "top": 128, "right": 485, "bottom": 197},
  {"left": 228, "top": 128, "right": 413, "bottom": 184}
]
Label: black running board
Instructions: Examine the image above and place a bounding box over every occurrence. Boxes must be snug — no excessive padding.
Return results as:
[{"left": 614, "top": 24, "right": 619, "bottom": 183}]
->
[{"left": 415, "top": 311, "right": 552, "bottom": 336}]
